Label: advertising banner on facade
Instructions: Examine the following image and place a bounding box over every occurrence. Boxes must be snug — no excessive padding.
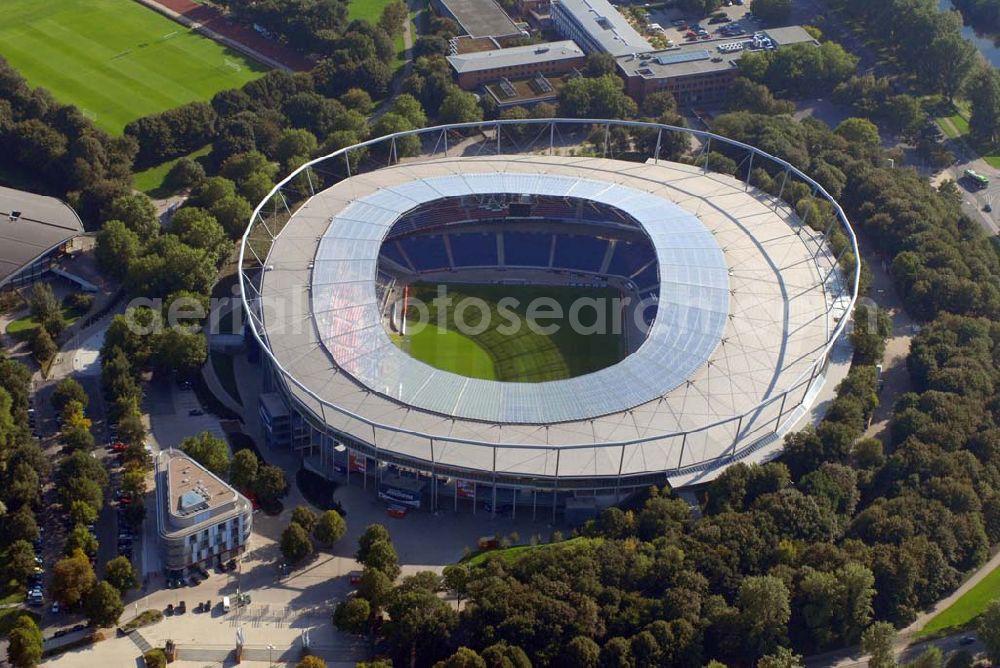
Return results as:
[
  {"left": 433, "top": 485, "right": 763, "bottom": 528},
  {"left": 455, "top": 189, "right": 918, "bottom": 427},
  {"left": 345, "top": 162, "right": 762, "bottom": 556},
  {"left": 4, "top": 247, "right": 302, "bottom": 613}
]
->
[
  {"left": 349, "top": 452, "right": 366, "bottom": 473},
  {"left": 456, "top": 479, "right": 475, "bottom": 499}
]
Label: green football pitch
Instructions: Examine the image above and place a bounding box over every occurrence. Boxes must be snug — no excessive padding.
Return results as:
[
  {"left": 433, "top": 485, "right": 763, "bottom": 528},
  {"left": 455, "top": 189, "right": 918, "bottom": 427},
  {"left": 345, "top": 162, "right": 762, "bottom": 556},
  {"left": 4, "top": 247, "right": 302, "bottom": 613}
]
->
[
  {"left": 0, "top": 0, "right": 269, "bottom": 134},
  {"left": 396, "top": 283, "right": 627, "bottom": 383}
]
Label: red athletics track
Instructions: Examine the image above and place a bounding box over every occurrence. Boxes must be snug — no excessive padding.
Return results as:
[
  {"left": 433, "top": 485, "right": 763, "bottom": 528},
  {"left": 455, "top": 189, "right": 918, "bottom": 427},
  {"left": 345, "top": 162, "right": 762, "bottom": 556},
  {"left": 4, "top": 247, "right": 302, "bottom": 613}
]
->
[{"left": 140, "top": 0, "right": 314, "bottom": 72}]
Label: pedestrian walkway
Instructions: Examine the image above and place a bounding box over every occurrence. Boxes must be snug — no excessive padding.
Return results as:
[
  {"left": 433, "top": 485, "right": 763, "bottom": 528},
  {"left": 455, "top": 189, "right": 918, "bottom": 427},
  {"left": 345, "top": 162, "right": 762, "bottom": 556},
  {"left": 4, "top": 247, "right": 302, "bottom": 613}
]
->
[{"left": 127, "top": 629, "right": 152, "bottom": 654}]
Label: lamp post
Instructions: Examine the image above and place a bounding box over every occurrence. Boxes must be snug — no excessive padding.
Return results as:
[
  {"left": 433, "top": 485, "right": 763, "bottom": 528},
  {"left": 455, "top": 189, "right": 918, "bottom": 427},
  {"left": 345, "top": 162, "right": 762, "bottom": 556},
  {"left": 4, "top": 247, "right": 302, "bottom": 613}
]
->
[{"left": 267, "top": 643, "right": 275, "bottom": 667}]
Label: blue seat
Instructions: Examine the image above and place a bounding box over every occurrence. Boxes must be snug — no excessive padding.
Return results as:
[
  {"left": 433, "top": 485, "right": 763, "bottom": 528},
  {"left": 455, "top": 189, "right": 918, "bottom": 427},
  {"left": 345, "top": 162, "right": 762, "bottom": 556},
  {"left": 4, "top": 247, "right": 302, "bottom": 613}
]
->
[{"left": 450, "top": 232, "right": 498, "bottom": 267}]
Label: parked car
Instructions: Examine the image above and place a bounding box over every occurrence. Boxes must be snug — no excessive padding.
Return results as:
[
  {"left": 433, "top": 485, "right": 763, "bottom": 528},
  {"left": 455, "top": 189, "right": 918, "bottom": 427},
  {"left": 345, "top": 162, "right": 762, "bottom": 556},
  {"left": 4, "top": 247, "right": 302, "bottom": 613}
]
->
[{"left": 51, "top": 601, "right": 60, "bottom": 614}]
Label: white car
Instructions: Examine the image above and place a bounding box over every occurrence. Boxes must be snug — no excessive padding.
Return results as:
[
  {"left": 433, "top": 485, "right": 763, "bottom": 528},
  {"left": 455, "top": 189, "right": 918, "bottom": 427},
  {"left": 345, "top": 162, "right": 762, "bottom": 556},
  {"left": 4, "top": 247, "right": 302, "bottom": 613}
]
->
[{"left": 51, "top": 601, "right": 60, "bottom": 614}]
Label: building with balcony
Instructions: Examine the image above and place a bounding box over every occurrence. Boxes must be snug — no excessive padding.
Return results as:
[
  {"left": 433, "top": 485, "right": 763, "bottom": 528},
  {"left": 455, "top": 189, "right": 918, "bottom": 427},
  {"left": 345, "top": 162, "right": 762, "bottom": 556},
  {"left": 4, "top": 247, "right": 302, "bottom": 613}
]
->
[{"left": 154, "top": 450, "right": 252, "bottom": 574}]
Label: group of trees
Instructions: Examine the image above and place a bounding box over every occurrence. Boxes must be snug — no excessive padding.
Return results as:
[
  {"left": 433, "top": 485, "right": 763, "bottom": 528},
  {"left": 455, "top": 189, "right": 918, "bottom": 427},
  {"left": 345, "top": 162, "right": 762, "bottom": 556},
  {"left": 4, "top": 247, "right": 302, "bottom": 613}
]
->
[
  {"left": 44, "top": 377, "right": 138, "bottom": 631},
  {"left": 738, "top": 41, "right": 858, "bottom": 98},
  {"left": 0, "top": 58, "right": 136, "bottom": 228},
  {"left": 179, "top": 435, "right": 290, "bottom": 511},
  {"left": 278, "top": 504, "right": 347, "bottom": 565},
  {"left": 323, "top": 101, "right": 1000, "bottom": 663}
]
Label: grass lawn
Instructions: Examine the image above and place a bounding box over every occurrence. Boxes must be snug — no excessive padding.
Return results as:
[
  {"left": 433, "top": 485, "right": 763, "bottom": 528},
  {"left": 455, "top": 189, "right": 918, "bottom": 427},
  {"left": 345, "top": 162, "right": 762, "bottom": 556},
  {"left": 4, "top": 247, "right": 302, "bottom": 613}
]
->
[
  {"left": 0, "top": 0, "right": 269, "bottom": 134},
  {"left": 462, "top": 537, "right": 598, "bottom": 567},
  {"left": 397, "top": 283, "right": 626, "bottom": 383},
  {"left": 6, "top": 304, "right": 84, "bottom": 341},
  {"left": 348, "top": 0, "right": 407, "bottom": 71},
  {"left": 133, "top": 144, "right": 212, "bottom": 197},
  {"left": 919, "top": 561, "right": 1000, "bottom": 637}
]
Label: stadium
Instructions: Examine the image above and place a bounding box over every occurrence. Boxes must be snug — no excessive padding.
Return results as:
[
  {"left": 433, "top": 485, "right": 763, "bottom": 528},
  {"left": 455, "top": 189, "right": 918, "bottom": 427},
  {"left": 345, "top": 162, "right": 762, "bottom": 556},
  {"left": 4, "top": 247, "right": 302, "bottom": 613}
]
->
[{"left": 240, "top": 119, "right": 858, "bottom": 520}]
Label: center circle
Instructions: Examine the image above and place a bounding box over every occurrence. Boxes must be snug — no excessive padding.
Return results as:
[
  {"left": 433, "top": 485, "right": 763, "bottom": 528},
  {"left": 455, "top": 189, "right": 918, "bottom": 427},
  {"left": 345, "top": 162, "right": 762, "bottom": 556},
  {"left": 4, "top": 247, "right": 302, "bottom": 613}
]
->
[
  {"left": 376, "top": 194, "right": 662, "bottom": 383},
  {"left": 310, "top": 172, "right": 729, "bottom": 424}
]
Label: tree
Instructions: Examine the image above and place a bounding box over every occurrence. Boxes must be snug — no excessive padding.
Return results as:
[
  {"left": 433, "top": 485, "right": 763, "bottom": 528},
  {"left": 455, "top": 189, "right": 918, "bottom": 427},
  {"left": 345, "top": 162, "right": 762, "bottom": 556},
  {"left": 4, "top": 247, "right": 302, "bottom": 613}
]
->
[
  {"left": 922, "top": 32, "right": 976, "bottom": 102},
  {"left": 861, "top": 622, "right": 897, "bottom": 668},
  {"left": 481, "top": 642, "right": 530, "bottom": 668},
  {"left": 356, "top": 524, "right": 391, "bottom": 560},
  {"left": 751, "top": 0, "right": 791, "bottom": 23},
  {"left": 275, "top": 129, "right": 318, "bottom": 168},
  {"left": 208, "top": 194, "right": 253, "bottom": 237},
  {"left": 979, "top": 599, "right": 1000, "bottom": 663},
  {"left": 64, "top": 523, "right": 98, "bottom": 558},
  {"left": 442, "top": 564, "right": 471, "bottom": 608},
  {"left": 7, "top": 614, "right": 43, "bottom": 668},
  {"left": 739, "top": 575, "right": 791, "bottom": 656},
  {"left": 230, "top": 449, "right": 259, "bottom": 491},
  {"left": 151, "top": 328, "right": 207, "bottom": 376},
  {"left": 95, "top": 220, "right": 142, "bottom": 279},
  {"left": 253, "top": 464, "right": 289, "bottom": 507},
  {"left": 280, "top": 521, "right": 314, "bottom": 564},
  {"left": 390, "top": 93, "right": 428, "bottom": 128},
  {"left": 562, "top": 636, "right": 600, "bottom": 668},
  {"left": 313, "top": 509, "right": 347, "bottom": 547},
  {"left": 143, "top": 650, "right": 167, "bottom": 668},
  {"left": 333, "top": 596, "right": 370, "bottom": 634},
  {"left": 52, "top": 378, "right": 88, "bottom": 412},
  {"left": 29, "top": 283, "right": 61, "bottom": 334},
  {"left": 359, "top": 538, "right": 400, "bottom": 580},
  {"left": 758, "top": 647, "right": 804, "bottom": 668},
  {"left": 105, "top": 555, "right": 138, "bottom": 593},
  {"left": 103, "top": 193, "right": 159, "bottom": 238},
  {"left": 50, "top": 548, "right": 96, "bottom": 607},
  {"left": 68, "top": 500, "right": 98, "bottom": 527},
  {"left": 180, "top": 432, "right": 231, "bottom": 478},
  {"left": 171, "top": 207, "right": 230, "bottom": 264},
  {"left": 292, "top": 505, "right": 319, "bottom": 534},
  {"left": 296, "top": 657, "right": 327, "bottom": 668},
  {"left": 435, "top": 647, "right": 485, "bottom": 668},
  {"left": 585, "top": 52, "right": 616, "bottom": 77},
  {"left": 835, "top": 117, "right": 881, "bottom": 149},
  {"left": 969, "top": 66, "right": 1000, "bottom": 144},
  {"left": 31, "top": 325, "right": 57, "bottom": 365},
  {"left": 438, "top": 90, "right": 483, "bottom": 125},
  {"left": 341, "top": 88, "right": 374, "bottom": 114},
  {"left": 5, "top": 540, "right": 38, "bottom": 585},
  {"left": 165, "top": 157, "right": 206, "bottom": 190},
  {"left": 85, "top": 580, "right": 124, "bottom": 627}
]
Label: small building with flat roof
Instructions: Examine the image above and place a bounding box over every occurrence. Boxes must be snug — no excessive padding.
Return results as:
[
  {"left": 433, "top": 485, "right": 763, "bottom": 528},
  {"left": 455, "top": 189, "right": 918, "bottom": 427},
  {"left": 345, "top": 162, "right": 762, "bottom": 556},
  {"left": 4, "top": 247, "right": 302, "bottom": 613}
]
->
[
  {"left": 432, "top": 0, "right": 522, "bottom": 38},
  {"left": 155, "top": 450, "right": 252, "bottom": 574},
  {"left": 0, "top": 186, "right": 84, "bottom": 291},
  {"left": 448, "top": 40, "right": 585, "bottom": 87},
  {"left": 616, "top": 28, "right": 818, "bottom": 103},
  {"left": 550, "top": 0, "right": 652, "bottom": 56}
]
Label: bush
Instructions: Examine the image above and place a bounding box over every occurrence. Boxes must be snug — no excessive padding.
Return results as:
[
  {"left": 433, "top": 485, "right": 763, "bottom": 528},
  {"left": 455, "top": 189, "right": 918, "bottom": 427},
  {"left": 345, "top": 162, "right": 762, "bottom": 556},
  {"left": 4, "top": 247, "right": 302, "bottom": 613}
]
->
[
  {"left": 143, "top": 648, "right": 167, "bottom": 668},
  {"left": 123, "top": 609, "right": 163, "bottom": 632},
  {"left": 63, "top": 292, "right": 94, "bottom": 315}
]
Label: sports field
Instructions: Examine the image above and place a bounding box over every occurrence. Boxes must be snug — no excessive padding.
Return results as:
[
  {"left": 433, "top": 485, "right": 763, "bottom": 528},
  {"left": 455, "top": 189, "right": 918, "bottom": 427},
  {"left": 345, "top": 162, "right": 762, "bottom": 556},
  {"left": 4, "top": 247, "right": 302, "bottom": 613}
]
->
[
  {"left": 0, "top": 0, "right": 268, "bottom": 134},
  {"left": 396, "top": 283, "right": 626, "bottom": 382}
]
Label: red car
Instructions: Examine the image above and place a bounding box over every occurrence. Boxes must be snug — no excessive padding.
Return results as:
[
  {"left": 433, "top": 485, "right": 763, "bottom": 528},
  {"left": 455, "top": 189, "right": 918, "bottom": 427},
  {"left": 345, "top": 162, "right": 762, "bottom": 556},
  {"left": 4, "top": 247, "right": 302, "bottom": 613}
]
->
[
  {"left": 111, "top": 441, "right": 128, "bottom": 452},
  {"left": 386, "top": 505, "right": 408, "bottom": 519}
]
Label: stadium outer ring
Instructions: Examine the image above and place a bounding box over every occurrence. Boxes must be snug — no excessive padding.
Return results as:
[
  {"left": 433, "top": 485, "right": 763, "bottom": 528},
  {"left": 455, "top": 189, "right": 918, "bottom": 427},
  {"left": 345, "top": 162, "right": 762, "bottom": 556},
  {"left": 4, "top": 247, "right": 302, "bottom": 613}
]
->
[{"left": 238, "top": 118, "right": 859, "bottom": 504}]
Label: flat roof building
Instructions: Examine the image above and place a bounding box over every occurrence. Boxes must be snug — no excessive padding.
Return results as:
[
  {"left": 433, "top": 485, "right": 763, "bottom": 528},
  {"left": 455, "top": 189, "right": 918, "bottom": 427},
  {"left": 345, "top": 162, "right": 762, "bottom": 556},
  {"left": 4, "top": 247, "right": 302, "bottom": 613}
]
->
[
  {"left": 0, "top": 186, "right": 84, "bottom": 290},
  {"left": 550, "top": 0, "right": 652, "bottom": 56},
  {"left": 432, "top": 0, "right": 522, "bottom": 38},
  {"left": 155, "top": 450, "right": 252, "bottom": 574},
  {"left": 448, "top": 40, "right": 585, "bottom": 87},
  {"left": 616, "top": 28, "right": 818, "bottom": 103}
]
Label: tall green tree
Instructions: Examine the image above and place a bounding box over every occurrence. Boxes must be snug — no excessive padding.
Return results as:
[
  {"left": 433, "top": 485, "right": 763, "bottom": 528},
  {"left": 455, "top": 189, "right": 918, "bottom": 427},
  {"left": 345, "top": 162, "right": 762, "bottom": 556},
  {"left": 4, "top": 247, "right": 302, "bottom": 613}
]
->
[
  {"left": 7, "top": 614, "right": 43, "bottom": 668},
  {"left": 180, "top": 432, "right": 231, "bottom": 479}
]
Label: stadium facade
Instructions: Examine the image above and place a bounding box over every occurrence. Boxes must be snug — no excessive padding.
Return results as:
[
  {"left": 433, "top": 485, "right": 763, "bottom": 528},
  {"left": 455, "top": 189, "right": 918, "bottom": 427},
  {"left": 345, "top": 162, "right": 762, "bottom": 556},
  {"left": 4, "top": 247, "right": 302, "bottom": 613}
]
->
[{"left": 241, "top": 120, "right": 857, "bottom": 520}]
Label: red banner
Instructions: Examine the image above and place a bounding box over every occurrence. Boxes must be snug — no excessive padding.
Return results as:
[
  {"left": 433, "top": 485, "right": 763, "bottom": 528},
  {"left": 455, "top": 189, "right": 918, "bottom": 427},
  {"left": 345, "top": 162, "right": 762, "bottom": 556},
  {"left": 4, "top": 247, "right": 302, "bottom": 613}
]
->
[{"left": 349, "top": 453, "right": 366, "bottom": 473}]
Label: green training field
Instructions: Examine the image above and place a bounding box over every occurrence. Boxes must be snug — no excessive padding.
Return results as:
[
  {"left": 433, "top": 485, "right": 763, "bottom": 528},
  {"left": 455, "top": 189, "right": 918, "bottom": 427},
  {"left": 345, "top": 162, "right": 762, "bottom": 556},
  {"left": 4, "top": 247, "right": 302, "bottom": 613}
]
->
[
  {"left": 396, "top": 283, "right": 626, "bottom": 383},
  {"left": 918, "top": 561, "right": 1000, "bottom": 637},
  {"left": 0, "top": 0, "right": 269, "bottom": 134}
]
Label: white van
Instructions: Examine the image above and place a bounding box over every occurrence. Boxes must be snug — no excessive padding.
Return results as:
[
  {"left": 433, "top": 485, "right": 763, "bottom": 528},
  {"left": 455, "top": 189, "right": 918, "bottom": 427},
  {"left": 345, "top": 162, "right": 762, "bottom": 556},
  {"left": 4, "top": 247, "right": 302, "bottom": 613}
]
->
[{"left": 222, "top": 596, "right": 231, "bottom": 613}]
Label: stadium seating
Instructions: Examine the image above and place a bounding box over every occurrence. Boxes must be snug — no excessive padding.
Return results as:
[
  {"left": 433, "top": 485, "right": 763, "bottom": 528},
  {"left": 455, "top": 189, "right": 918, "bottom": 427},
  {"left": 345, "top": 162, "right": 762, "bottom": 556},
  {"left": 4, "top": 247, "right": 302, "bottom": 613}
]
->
[
  {"left": 502, "top": 231, "right": 552, "bottom": 267},
  {"left": 552, "top": 234, "right": 609, "bottom": 272},
  {"left": 449, "top": 232, "right": 499, "bottom": 267},
  {"left": 606, "top": 240, "right": 657, "bottom": 279},
  {"left": 397, "top": 235, "right": 450, "bottom": 272}
]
